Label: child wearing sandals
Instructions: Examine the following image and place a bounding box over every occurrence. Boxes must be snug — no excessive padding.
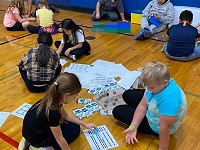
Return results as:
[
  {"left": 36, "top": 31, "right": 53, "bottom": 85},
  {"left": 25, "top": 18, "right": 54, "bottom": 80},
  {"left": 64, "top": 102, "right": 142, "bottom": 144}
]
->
[{"left": 3, "top": 0, "right": 35, "bottom": 31}]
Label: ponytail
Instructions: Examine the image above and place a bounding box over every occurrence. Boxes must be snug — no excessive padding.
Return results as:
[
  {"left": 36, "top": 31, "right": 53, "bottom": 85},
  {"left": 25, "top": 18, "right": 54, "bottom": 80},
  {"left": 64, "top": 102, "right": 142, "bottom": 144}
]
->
[
  {"left": 36, "top": 32, "right": 53, "bottom": 67},
  {"left": 36, "top": 73, "right": 81, "bottom": 123},
  {"left": 36, "top": 44, "right": 50, "bottom": 67}
]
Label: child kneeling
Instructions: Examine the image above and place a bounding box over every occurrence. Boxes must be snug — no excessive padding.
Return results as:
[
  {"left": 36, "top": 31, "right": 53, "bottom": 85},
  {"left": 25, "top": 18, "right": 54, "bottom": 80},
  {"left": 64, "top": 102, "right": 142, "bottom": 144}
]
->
[{"left": 19, "top": 73, "right": 96, "bottom": 150}]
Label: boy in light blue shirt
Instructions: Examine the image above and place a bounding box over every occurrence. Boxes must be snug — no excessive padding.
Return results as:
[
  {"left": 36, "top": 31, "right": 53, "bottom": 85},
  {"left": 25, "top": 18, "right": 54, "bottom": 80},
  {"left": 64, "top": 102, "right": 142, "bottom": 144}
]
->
[
  {"left": 146, "top": 78, "right": 187, "bottom": 134},
  {"left": 113, "top": 61, "right": 187, "bottom": 150}
]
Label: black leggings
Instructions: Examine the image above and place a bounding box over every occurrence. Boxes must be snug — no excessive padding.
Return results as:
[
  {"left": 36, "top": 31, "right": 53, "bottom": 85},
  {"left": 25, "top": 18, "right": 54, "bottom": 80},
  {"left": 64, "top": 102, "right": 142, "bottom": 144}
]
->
[
  {"left": 23, "top": 122, "right": 80, "bottom": 149},
  {"left": 6, "top": 21, "right": 24, "bottom": 31},
  {"left": 27, "top": 23, "right": 60, "bottom": 34},
  {"left": 52, "top": 122, "right": 80, "bottom": 150},
  {"left": 18, "top": 65, "right": 61, "bottom": 93},
  {"left": 113, "top": 89, "right": 158, "bottom": 136},
  {"left": 54, "top": 41, "right": 85, "bottom": 59}
]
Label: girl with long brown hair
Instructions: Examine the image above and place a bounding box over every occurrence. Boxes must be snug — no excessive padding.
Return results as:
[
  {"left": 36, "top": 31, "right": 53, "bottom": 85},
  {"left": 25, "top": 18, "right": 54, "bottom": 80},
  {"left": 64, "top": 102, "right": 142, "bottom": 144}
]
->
[{"left": 19, "top": 73, "right": 96, "bottom": 149}]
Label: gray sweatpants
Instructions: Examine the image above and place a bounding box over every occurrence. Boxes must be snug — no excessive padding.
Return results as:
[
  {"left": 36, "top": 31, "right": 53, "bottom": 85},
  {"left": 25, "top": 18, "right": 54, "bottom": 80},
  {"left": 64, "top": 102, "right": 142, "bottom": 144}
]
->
[{"left": 140, "top": 17, "right": 167, "bottom": 34}]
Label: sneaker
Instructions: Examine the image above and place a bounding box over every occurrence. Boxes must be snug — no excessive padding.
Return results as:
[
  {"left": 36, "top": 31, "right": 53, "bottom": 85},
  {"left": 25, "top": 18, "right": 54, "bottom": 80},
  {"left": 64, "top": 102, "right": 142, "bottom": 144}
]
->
[
  {"left": 68, "top": 54, "right": 77, "bottom": 61},
  {"left": 143, "top": 28, "right": 152, "bottom": 38},
  {"left": 134, "top": 28, "right": 146, "bottom": 40}
]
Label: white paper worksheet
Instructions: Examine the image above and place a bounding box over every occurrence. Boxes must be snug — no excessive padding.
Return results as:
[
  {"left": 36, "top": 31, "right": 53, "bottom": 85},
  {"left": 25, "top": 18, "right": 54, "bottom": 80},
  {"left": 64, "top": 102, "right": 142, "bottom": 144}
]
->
[
  {"left": 118, "top": 71, "right": 141, "bottom": 90},
  {"left": 83, "top": 125, "right": 119, "bottom": 150},
  {"left": 60, "top": 59, "right": 68, "bottom": 66},
  {"left": 0, "top": 112, "right": 10, "bottom": 127},
  {"left": 11, "top": 103, "right": 32, "bottom": 119}
]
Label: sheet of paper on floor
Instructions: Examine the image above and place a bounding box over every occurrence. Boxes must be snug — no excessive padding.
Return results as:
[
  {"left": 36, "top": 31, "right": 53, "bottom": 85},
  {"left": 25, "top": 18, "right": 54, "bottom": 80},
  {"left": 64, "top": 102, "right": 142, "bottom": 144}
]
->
[
  {"left": 11, "top": 103, "right": 32, "bottom": 119},
  {"left": 0, "top": 112, "right": 10, "bottom": 127},
  {"left": 83, "top": 125, "right": 118, "bottom": 150},
  {"left": 118, "top": 71, "right": 141, "bottom": 90},
  {"left": 60, "top": 59, "right": 68, "bottom": 66},
  {"left": 64, "top": 59, "right": 140, "bottom": 90}
]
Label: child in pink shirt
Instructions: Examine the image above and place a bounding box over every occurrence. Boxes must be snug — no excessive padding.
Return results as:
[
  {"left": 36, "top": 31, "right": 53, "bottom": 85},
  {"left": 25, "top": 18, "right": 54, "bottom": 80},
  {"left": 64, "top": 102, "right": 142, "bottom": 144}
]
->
[{"left": 3, "top": 0, "right": 35, "bottom": 31}]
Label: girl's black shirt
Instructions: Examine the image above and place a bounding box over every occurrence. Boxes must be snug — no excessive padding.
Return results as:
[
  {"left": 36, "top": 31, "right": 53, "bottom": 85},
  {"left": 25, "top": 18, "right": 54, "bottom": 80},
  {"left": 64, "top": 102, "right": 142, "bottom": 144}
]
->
[{"left": 22, "top": 100, "right": 61, "bottom": 147}]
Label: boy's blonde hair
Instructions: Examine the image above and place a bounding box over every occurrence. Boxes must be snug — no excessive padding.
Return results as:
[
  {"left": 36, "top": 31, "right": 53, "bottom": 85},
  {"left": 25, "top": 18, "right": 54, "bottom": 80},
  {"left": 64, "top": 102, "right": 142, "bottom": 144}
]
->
[{"left": 140, "top": 61, "right": 170, "bottom": 84}]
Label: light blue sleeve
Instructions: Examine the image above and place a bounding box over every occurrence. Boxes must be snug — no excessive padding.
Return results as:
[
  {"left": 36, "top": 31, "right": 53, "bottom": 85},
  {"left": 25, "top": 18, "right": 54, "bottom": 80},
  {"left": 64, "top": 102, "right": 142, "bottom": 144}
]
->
[{"left": 157, "top": 95, "right": 181, "bottom": 116}]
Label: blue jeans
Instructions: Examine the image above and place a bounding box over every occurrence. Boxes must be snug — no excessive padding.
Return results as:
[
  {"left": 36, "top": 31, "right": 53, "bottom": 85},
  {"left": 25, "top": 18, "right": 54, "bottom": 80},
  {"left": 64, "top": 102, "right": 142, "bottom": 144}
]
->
[{"left": 163, "top": 43, "right": 200, "bottom": 61}]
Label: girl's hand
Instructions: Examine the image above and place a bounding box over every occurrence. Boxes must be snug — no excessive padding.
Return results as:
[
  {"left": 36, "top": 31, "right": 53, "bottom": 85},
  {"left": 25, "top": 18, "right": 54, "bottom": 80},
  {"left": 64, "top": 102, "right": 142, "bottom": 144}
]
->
[
  {"left": 84, "top": 123, "right": 97, "bottom": 130},
  {"left": 122, "top": 128, "right": 138, "bottom": 144},
  {"left": 64, "top": 48, "right": 72, "bottom": 56}
]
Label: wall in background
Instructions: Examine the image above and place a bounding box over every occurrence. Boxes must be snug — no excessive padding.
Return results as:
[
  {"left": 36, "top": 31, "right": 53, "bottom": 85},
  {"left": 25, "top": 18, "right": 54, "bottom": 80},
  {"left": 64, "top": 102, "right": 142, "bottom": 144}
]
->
[{"left": 47, "top": 0, "right": 200, "bottom": 14}]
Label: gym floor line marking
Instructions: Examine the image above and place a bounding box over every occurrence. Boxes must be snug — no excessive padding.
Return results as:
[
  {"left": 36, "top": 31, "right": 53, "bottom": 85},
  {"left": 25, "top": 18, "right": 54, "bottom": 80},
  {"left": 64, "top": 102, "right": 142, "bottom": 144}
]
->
[
  {"left": 11, "top": 41, "right": 33, "bottom": 49},
  {"left": 184, "top": 91, "right": 200, "bottom": 99},
  {"left": 0, "top": 131, "right": 18, "bottom": 149},
  {"left": 0, "top": 33, "right": 32, "bottom": 45},
  {"left": 0, "top": 71, "right": 19, "bottom": 82}
]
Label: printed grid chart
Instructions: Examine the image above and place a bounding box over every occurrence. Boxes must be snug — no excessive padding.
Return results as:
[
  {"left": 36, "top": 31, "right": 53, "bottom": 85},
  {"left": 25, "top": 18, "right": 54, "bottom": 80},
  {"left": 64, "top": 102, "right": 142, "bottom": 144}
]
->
[
  {"left": 83, "top": 125, "right": 119, "bottom": 150},
  {"left": 11, "top": 103, "right": 32, "bottom": 119}
]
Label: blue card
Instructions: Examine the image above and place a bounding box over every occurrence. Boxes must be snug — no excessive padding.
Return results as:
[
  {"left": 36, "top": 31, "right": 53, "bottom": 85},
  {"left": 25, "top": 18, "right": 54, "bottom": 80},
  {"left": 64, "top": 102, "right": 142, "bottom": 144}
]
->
[{"left": 148, "top": 16, "right": 161, "bottom": 27}]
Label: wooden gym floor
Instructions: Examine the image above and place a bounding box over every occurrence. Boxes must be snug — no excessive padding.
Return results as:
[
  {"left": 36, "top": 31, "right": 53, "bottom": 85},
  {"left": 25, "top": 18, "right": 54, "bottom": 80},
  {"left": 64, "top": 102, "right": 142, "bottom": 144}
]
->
[{"left": 0, "top": 0, "right": 200, "bottom": 149}]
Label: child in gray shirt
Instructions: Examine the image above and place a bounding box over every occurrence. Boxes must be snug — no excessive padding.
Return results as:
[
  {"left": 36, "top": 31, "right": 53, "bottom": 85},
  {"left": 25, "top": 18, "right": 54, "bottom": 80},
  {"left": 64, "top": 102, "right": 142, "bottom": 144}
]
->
[
  {"left": 134, "top": 0, "right": 174, "bottom": 40},
  {"left": 92, "top": 0, "right": 128, "bottom": 22}
]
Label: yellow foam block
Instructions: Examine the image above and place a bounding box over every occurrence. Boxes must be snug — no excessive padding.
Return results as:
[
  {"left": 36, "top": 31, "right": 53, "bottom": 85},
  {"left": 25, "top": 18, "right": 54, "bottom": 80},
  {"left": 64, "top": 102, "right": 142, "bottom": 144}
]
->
[{"left": 131, "top": 13, "right": 142, "bottom": 24}]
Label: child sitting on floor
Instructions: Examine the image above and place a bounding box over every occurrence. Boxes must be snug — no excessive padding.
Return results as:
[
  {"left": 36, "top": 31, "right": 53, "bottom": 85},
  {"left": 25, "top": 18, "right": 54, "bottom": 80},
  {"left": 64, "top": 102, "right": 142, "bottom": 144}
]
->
[
  {"left": 134, "top": 0, "right": 174, "bottom": 40},
  {"left": 3, "top": 0, "right": 35, "bottom": 31},
  {"left": 55, "top": 18, "right": 91, "bottom": 61},
  {"left": 18, "top": 32, "right": 61, "bottom": 92},
  {"left": 163, "top": 10, "right": 200, "bottom": 61},
  {"left": 27, "top": 0, "right": 61, "bottom": 34},
  {"left": 113, "top": 61, "right": 187, "bottom": 150}
]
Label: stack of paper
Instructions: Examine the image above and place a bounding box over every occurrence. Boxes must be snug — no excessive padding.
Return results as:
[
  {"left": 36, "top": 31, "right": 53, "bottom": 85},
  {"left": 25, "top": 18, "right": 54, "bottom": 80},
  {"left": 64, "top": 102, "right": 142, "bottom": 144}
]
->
[{"left": 64, "top": 59, "right": 142, "bottom": 90}]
